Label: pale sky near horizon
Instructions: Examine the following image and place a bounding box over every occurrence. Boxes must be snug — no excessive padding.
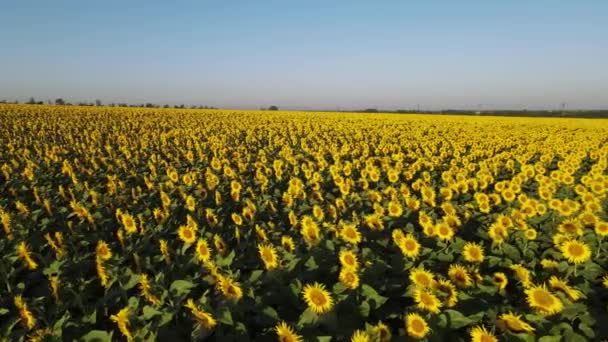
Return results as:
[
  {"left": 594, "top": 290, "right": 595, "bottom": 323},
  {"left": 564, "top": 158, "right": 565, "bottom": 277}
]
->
[{"left": 1, "top": 1, "right": 607, "bottom": 110}]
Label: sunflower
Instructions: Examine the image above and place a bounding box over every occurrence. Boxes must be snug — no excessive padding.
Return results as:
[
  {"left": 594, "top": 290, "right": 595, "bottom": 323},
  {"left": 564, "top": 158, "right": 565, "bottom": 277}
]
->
[
  {"left": 448, "top": 264, "right": 472, "bottom": 288},
  {"left": 548, "top": 276, "right": 583, "bottom": 301},
  {"left": 301, "top": 219, "right": 321, "bottom": 246},
  {"left": 16, "top": 242, "right": 38, "bottom": 270},
  {"left": 387, "top": 200, "right": 403, "bottom": 217},
  {"left": 339, "top": 250, "right": 359, "bottom": 271},
  {"left": 110, "top": 307, "right": 133, "bottom": 341},
  {"left": 398, "top": 233, "right": 421, "bottom": 258},
  {"left": 195, "top": 239, "right": 212, "bottom": 262},
  {"left": 231, "top": 213, "right": 243, "bottom": 226},
  {"left": 275, "top": 321, "right": 302, "bottom": 342},
  {"left": 470, "top": 325, "right": 497, "bottom": 342},
  {"left": 462, "top": 242, "right": 484, "bottom": 263},
  {"left": 96, "top": 240, "right": 112, "bottom": 261},
  {"left": 524, "top": 228, "right": 537, "bottom": 240},
  {"left": 595, "top": 221, "right": 608, "bottom": 237},
  {"left": 488, "top": 223, "right": 508, "bottom": 245},
  {"left": 558, "top": 219, "right": 583, "bottom": 236},
  {"left": 340, "top": 223, "right": 362, "bottom": 244},
  {"left": 365, "top": 214, "right": 384, "bottom": 231},
  {"left": 413, "top": 287, "right": 442, "bottom": 314},
  {"left": 177, "top": 225, "right": 197, "bottom": 244},
  {"left": 218, "top": 277, "right": 243, "bottom": 301},
  {"left": 185, "top": 195, "right": 196, "bottom": 212},
  {"left": 435, "top": 222, "right": 454, "bottom": 241},
  {"left": 603, "top": 274, "right": 608, "bottom": 289},
  {"left": 510, "top": 264, "right": 533, "bottom": 288},
  {"left": 302, "top": 283, "right": 334, "bottom": 314},
  {"left": 405, "top": 312, "right": 430, "bottom": 339},
  {"left": 372, "top": 321, "right": 392, "bottom": 342},
  {"left": 560, "top": 240, "right": 591, "bottom": 264},
  {"left": 121, "top": 213, "right": 138, "bottom": 234},
  {"left": 14, "top": 295, "right": 36, "bottom": 330},
  {"left": 540, "top": 259, "right": 559, "bottom": 270},
  {"left": 525, "top": 284, "right": 563, "bottom": 316},
  {"left": 339, "top": 268, "right": 360, "bottom": 289},
  {"left": 409, "top": 267, "right": 435, "bottom": 288},
  {"left": 281, "top": 236, "right": 296, "bottom": 252},
  {"left": 351, "top": 330, "right": 370, "bottom": 342},
  {"left": 493, "top": 272, "right": 508, "bottom": 290},
  {"left": 184, "top": 299, "right": 217, "bottom": 330},
  {"left": 258, "top": 243, "right": 279, "bottom": 270},
  {"left": 434, "top": 279, "right": 458, "bottom": 307},
  {"left": 213, "top": 234, "right": 227, "bottom": 254},
  {"left": 497, "top": 312, "right": 535, "bottom": 334}
]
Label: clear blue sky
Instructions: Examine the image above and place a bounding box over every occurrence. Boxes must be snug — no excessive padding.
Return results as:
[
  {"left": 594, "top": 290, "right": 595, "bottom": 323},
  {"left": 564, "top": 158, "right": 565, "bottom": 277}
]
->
[{"left": 1, "top": 1, "right": 607, "bottom": 110}]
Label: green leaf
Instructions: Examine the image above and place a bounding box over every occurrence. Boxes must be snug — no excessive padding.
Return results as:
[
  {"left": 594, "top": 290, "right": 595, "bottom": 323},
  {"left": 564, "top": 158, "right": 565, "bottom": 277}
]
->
[
  {"left": 297, "top": 308, "right": 318, "bottom": 328},
  {"left": 502, "top": 244, "right": 521, "bottom": 261},
  {"left": 579, "top": 262, "right": 603, "bottom": 281},
  {"left": 564, "top": 330, "right": 588, "bottom": 342},
  {"left": 142, "top": 306, "right": 162, "bottom": 320},
  {"left": 262, "top": 306, "right": 279, "bottom": 320},
  {"left": 217, "top": 307, "right": 233, "bottom": 325},
  {"left": 304, "top": 256, "right": 318, "bottom": 271},
  {"left": 359, "top": 301, "right": 370, "bottom": 318},
  {"left": 361, "top": 284, "right": 387, "bottom": 309},
  {"left": 439, "top": 310, "right": 475, "bottom": 329},
  {"left": 216, "top": 250, "right": 235, "bottom": 267},
  {"left": 248, "top": 270, "right": 263, "bottom": 282},
  {"left": 538, "top": 335, "right": 562, "bottom": 342},
  {"left": 316, "top": 337, "right": 332, "bottom": 342},
  {"left": 169, "top": 280, "right": 195, "bottom": 297},
  {"left": 0, "top": 308, "right": 8, "bottom": 316},
  {"left": 578, "top": 322, "right": 595, "bottom": 339},
  {"left": 80, "top": 330, "right": 114, "bottom": 342}
]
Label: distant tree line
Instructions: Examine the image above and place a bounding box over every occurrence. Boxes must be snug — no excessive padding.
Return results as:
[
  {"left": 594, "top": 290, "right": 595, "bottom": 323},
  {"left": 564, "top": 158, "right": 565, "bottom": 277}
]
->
[{"left": 0, "top": 97, "right": 217, "bottom": 109}]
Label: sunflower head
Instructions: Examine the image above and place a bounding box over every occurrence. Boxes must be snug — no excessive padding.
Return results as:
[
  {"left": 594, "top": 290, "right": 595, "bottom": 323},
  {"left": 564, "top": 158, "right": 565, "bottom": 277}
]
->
[
  {"left": 302, "top": 282, "right": 334, "bottom": 315},
  {"left": 525, "top": 284, "right": 563, "bottom": 316},
  {"left": 405, "top": 312, "right": 430, "bottom": 339}
]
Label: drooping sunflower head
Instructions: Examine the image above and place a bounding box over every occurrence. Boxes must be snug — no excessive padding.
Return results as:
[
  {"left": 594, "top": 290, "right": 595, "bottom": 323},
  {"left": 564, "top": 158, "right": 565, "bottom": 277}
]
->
[
  {"left": 372, "top": 321, "right": 392, "bottom": 342},
  {"left": 470, "top": 325, "right": 498, "bottom": 342},
  {"left": 497, "top": 312, "right": 535, "bottom": 334},
  {"left": 275, "top": 321, "right": 302, "bottom": 342}
]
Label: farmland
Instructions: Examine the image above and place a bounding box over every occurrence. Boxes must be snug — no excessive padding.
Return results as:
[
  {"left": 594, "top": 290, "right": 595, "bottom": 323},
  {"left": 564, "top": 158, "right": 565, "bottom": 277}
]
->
[{"left": 0, "top": 104, "right": 607, "bottom": 341}]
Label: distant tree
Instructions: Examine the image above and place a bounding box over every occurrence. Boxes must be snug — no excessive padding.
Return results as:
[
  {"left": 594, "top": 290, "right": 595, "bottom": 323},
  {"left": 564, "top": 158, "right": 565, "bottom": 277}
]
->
[
  {"left": 268, "top": 105, "right": 279, "bottom": 111},
  {"left": 95, "top": 99, "right": 103, "bottom": 106},
  {"left": 36, "top": 101, "right": 43, "bottom": 105},
  {"left": 27, "top": 97, "right": 36, "bottom": 104},
  {"left": 55, "top": 98, "right": 65, "bottom": 105},
  {"left": 145, "top": 103, "right": 155, "bottom": 108},
  {"left": 163, "top": 104, "right": 170, "bottom": 108},
  {"left": 363, "top": 108, "right": 378, "bottom": 113}
]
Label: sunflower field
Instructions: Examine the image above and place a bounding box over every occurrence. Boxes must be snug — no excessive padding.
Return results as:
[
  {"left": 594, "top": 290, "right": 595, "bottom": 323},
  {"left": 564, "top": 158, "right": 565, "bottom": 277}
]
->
[{"left": 1, "top": 104, "right": 608, "bottom": 342}]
